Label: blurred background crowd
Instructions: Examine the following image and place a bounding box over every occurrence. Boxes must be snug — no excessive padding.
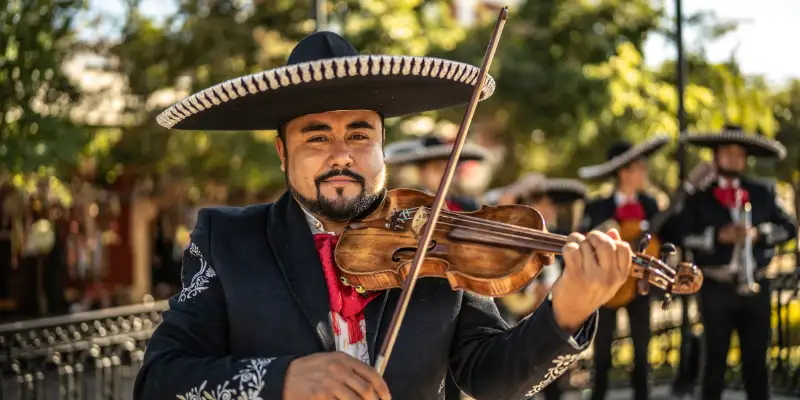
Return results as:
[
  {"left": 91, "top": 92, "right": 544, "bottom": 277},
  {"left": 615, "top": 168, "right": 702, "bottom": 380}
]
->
[{"left": 0, "top": 0, "right": 798, "bottom": 399}]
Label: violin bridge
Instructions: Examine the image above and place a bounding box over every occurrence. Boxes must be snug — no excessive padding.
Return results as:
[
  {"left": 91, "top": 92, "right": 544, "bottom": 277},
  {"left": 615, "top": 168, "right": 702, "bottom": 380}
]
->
[{"left": 410, "top": 207, "right": 429, "bottom": 237}]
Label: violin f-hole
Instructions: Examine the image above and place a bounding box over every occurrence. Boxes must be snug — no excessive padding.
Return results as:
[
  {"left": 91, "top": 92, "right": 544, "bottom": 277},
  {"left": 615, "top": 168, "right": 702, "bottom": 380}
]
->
[{"left": 392, "top": 240, "right": 438, "bottom": 262}]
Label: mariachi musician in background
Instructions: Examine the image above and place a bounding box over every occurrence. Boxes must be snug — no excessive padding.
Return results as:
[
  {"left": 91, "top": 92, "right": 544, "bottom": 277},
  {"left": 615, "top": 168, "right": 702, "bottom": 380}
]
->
[
  {"left": 490, "top": 174, "right": 588, "bottom": 400},
  {"left": 675, "top": 126, "right": 797, "bottom": 400},
  {"left": 576, "top": 135, "right": 678, "bottom": 400},
  {"left": 385, "top": 135, "right": 489, "bottom": 400},
  {"left": 385, "top": 134, "right": 489, "bottom": 213}
]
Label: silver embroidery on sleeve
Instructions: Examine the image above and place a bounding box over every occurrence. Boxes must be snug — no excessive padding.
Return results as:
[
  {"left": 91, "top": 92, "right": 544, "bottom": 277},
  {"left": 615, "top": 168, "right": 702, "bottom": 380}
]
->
[
  {"left": 178, "top": 242, "right": 217, "bottom": 302},
  {"left": 177, "top": 358, "right": 274, "bottom": 400},
  {"left": 524, "top": 354, "right": 579, "bottom": 397}
]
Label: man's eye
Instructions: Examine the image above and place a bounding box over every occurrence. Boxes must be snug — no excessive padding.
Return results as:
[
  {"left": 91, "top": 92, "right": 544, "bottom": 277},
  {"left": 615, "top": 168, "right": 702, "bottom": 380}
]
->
[
  {"left": 351, "top": 133, "right": 369, "bottom": 140},
  {"left": 308, "top": 136, "right": 327, "bottom": 142}
]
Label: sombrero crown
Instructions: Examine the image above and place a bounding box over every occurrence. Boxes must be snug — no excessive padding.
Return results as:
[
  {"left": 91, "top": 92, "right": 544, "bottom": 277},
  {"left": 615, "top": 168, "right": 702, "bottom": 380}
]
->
[
  {"left": 157, "top": 31, "right": 496, "bottom": 131},
  {"left": 679, "top": 124, "right": 786, "bottom": 160}
]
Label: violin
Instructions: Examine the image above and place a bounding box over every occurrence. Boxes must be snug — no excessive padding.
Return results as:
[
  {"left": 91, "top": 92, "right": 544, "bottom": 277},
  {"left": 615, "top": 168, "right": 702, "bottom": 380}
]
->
[{"left": 335, "top": 188, "right": 703, "bottom": 300}]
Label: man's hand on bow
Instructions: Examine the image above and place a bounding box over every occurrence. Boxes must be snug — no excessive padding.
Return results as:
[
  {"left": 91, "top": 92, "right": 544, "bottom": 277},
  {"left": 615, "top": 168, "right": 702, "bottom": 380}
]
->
[
  {"left": 551, "top": 229, "right": 632, "bottom": 333},
  {"left": 284, "top": 352, "right": 391, "bottom": 400}
]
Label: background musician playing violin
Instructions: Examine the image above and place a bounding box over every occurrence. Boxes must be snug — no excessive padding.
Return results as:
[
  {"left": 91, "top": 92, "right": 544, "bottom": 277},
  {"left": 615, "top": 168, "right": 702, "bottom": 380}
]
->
[
  {"left": 577, "top": 135, "right": 678, "bottom": 400},
  {"left": 133, "top": 31, "right": 642, "bottom": 400},
  {"left": 674, "top": 126, "right": 797, "bottom": 400}
]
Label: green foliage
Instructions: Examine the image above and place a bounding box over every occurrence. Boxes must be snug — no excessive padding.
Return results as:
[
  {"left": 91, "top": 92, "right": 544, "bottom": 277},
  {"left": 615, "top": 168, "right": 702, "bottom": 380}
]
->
[
  {"left": 0, "top": 0, "right": 92, "bottom": 175},
  {"left": 431, "top": 0, "right": 662, "bottom": 186},
  {"left": 95, "top": 0, "right": 462, "bottom": 193}
]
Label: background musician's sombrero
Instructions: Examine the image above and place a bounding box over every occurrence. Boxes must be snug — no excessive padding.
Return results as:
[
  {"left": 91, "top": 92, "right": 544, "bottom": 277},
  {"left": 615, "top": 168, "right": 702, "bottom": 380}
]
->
[
  {"left": 678, "top": 124, "right": 786, "bottom": 160},
  {"left": 577, "top": 134, "right": 671, "bottom": 180},
  {"left": 385, "top": 134, "right": 490, "bottom": 165},
  {"left": 156, "top": 31, "right": 496, "bottom": 131},
  {"left": 485, "top": 174, "right": 587, "bottom": 206},
  {"left": 517, "top": 178, "right": 588, "bottom": 204}
]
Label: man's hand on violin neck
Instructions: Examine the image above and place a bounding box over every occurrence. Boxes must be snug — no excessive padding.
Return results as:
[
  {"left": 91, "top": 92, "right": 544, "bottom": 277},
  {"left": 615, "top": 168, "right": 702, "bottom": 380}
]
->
[
  {"left": 551, "top": 229, "right": 632, "bottom": 333},
  {"left": 284, "top": 352, "right": 391, "bottom": 400}
]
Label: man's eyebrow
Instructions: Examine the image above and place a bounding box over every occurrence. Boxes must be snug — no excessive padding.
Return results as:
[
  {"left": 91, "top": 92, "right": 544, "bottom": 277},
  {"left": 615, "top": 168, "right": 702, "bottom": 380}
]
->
[
  {"left": 300, "top": 122, "right": 332, "bottom": 133},
  {"left": 347, "top": 120, "right": 376, "bottom": 130}
]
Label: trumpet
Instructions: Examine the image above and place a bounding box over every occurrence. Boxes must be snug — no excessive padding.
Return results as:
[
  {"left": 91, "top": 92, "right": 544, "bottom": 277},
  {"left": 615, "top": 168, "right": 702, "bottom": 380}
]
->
[{"left": 730, "top": 190, "right": 760, "bottom": 295}]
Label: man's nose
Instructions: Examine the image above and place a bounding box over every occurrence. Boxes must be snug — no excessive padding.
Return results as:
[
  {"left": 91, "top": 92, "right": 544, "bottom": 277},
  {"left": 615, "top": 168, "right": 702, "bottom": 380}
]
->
[{"left": 328, "top": 139, "right": 354, "bottom": 169}]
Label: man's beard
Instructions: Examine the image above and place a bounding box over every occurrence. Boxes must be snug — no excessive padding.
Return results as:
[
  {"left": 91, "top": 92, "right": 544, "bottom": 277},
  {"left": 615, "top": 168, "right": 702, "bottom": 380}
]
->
[
  {"left": 717, "top": 165, "right": 743, "bottom": 179},
  {"left": 288, "top": 168, "right": 384, "bottom": 222}
]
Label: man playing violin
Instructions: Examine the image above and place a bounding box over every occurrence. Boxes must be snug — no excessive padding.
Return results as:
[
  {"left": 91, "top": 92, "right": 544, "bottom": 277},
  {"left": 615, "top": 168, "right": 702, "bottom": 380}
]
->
[
  {"left": 576, "top": 135, "right": 675, "bottom": 400},
  {"left": 675, "top": 126, "right": 796, "bottom": 400},
  {"left": 135, "top": 32, "right": 637, "bottom": 400},
  {"left": 385, "top": 134, "right": 488, "bottom": 213}
]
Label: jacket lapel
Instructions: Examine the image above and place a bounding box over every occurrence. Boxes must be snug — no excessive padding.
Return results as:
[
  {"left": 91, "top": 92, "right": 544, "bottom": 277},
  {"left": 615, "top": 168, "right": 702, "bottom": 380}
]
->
[{"left": 266, "top": 191, "right": 335, "bottom": 351}]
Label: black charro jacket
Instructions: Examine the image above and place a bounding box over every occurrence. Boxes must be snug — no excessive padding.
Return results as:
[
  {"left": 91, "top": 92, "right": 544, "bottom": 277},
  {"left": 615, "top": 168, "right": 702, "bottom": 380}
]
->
[
  {"left": 674, "top": 177, "right": 797, "bottom": 270},
  {"left": 133, "top": 191, "right": 598, "bottom": 400}
]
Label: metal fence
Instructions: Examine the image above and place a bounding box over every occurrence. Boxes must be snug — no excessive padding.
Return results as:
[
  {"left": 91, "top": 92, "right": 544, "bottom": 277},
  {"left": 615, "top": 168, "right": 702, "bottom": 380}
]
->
[{"left": 2, "top": 270, "right": 798, "bottom": 399}]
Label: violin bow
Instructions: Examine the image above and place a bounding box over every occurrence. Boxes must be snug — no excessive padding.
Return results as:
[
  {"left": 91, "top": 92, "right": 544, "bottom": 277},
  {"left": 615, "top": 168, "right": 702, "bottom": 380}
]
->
[{"left": 374, "top": 7, "right": 509, "bottom": 376}]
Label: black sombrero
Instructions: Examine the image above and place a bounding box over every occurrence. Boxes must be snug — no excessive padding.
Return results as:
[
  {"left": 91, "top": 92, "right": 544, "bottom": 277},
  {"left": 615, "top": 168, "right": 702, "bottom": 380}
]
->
[
  {"left": 678, "top": 125, "right": 786, "bottom": 160},
  {"left": 484, "top": 174, "right": 586, "bottom": 205},
  {"left": 577, "top": 134, "right": 671, "bottom": 180},
  {"left": 385, "top": 135, "right": 490, "bottom": 165},
  {"left": 156, "top": 31, "right": 495, "bottom": 131},
  {"left": 510, "top": 175, "right": 587, "bottom": 205}
]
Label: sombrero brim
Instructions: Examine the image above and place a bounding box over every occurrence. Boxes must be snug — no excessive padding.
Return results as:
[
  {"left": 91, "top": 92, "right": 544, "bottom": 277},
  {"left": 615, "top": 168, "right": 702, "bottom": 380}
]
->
[
  {"left": 679, "top": 132, "right": 786, "bottom": 160},
  {"left": 515, "top": 178, "right": 587, "bottom": 205},
  {"left": 157, "top": 55, "right": 495, "bottom": 131},
  {"left": 578, "top": 135, "right": 671, "bottom": 180},
  {"left": 385, "top": 143, "right": 490, "bottom": 165}
]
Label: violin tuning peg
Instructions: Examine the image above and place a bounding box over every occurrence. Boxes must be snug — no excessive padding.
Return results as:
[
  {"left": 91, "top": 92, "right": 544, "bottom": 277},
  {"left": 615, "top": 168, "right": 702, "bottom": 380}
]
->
[
  {"left": 661, "top": 293, "right": 673, "bottom": 309},
  {"left": 637, "top": 279, "right": 650, "bottom": 296},
  {"left": 637, "top": 234, "right": 651, "bottom": 253},
  {"left": 660, "top": 243, "right": 679, "bottom": 267}
]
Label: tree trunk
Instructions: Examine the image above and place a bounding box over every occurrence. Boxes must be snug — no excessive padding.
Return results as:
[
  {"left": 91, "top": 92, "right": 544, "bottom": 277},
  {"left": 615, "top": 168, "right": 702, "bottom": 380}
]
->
[{"left": 129, "top": 194, "right": 158, "bottom": 305}]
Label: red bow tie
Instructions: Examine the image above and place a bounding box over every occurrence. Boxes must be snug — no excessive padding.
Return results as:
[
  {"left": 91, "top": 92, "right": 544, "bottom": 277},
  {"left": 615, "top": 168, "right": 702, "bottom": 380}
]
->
[
  {"left": 713, "top": 187, "right": 749, "bottom": 209},
  {"left": 615, "top": 202, "right": 645, "bottom": 222},
  {"left": 313, "top": 234, "right": 379, "bottom": 344}
]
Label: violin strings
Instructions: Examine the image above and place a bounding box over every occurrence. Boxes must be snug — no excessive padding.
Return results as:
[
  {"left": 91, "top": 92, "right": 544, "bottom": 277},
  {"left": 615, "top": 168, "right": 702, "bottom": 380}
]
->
[
  {"left": 420, "top": 223, "right": 675, "bottom": 284},
  {"left": 411, "top": 207, "right": 567, "bottom": 245},
  {"left": 398, "top": 207, "right": 677, "bottom": 284}
]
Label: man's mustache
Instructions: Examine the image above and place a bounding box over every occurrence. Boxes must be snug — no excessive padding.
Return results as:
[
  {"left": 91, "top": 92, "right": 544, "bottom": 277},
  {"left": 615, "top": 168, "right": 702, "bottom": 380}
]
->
[{"left": 315, "top": 169, "right": 366, "bottom": 188}]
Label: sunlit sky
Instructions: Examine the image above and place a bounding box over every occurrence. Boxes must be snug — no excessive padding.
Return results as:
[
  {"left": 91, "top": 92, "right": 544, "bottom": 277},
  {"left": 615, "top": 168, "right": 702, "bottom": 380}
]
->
[{"left": 84, "top": 0, "right": 799, "bottom": 86}]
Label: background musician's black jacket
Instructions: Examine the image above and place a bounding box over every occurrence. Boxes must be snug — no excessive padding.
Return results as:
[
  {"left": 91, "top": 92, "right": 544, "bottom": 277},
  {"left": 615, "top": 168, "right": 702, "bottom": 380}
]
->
[
  {"left": 578, "top": 193, "right": 681, "bottom": 246},
  {"left": 133, "top": 191, "right": 598, "bottom": 400},
  {"left": 674, "top": 177, "right": 797, "bottom": 269}
]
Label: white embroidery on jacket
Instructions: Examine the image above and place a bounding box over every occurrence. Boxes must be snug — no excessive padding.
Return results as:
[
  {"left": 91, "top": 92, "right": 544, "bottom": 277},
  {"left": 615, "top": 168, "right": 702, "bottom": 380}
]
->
[
  {"left": 178, "top": 242, "right": 217, "bottom": 302},
  {"left": 177, "top": 358, "right": 274, "bottom": 400},
  {"left": 524, "top": 353, "right": 579, "bottom": 397}
]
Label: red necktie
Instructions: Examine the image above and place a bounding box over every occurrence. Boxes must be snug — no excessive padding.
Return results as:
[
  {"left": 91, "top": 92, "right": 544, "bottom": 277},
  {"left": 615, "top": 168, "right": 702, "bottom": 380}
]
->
[
  {"left": 313, "top": 233, "right": 379, "bottom": 344},
  {"left": 615, "top": 202, "right": 645, "bottom": 222},
  {"left": 713, "top": 186, "right": 749, "bottom": 209}
]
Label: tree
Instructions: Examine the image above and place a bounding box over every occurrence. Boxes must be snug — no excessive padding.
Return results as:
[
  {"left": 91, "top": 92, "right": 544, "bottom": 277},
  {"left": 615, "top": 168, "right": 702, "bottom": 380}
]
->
[
  {"left": 430, "top": 0, "right": 663, "bottom": 186},
  {"left": 0, "top": 0, "right": 91, "bottom": 175},
  {"left": 87, "top": 0, "right": 465, "bottom": 196}
]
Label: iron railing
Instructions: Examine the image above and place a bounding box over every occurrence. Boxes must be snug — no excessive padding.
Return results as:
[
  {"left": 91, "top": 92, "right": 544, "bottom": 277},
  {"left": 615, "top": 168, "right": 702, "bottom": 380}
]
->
[{"left": 2, "top": 269, "right": 798, "bottom": 399}]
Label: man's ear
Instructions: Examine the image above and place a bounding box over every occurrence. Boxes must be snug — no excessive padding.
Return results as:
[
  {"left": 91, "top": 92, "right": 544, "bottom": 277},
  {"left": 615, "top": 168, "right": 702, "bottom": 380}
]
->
[{"left": 275, "top": 137, "right": 286, "bottom": 172}]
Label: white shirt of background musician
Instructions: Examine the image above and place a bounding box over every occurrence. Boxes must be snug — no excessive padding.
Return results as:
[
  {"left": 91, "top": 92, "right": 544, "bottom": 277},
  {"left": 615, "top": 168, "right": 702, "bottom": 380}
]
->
[
  {"left": 720, "top": 177, "right": 746, "bottom": 272},
  {"left": 718, "top": 177, "right": 741, "bottom": 189},
  {"left": 614, "top": 191, "right": 638, "bottom": 206},
  {"left": 302, "top": 208, "right": 371, "bottom": 365}
]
